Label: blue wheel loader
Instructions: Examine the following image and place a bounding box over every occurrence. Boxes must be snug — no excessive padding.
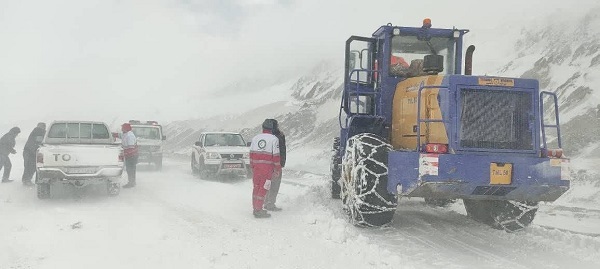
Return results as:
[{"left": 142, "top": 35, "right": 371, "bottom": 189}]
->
[{"left": 330, "top": 19, "right": 570, "bottom": 232}]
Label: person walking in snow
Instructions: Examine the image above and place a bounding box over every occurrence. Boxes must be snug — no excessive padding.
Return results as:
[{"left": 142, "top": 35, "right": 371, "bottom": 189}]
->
[
  {"left": 121, "top": 123, "right": 138, "bottom": 188},
  {"left": 0, "top": 127, "right": 21, "bottom": 183},
  {"left": 22, "top": 122, "right": 46, "bottom": 186},
  {"left": 249, "top": 119, "right": 281, "bottom": 218},
  {"left": 264, "top": 119, "right": 286, "bottom": 212}
]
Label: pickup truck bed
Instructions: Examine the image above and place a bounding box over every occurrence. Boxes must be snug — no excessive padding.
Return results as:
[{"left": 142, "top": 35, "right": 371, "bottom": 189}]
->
[{"left": 36, "top": 121, "right": 124, "bottom": 199}]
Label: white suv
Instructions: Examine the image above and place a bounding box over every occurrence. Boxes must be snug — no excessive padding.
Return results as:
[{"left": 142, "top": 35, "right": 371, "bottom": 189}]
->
[
  {"left": 129, "top": 120, "right": 166, "bottom": 170},
  {"left": 191, "top": 132, "right": 251, "bottom": 178}
]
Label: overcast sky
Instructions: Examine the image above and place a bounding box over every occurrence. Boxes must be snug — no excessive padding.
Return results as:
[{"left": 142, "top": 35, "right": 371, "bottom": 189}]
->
[{"left": 0, "top": 0, "right": 597, "bottom": 132}]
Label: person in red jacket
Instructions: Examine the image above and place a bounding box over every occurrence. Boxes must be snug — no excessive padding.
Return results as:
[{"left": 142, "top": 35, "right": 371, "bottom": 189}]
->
[
  {"left": 249, "top": 119, "right": 281, "bottom": 218},
  {"left": 121, "top": 123, "right": 138, "bottom": 188}
]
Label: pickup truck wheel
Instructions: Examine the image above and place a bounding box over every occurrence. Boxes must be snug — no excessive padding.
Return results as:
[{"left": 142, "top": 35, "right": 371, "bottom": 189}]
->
[
  {"left": 107, "top": 182, "right": 120, "bottom": 196},
  {"left": 155, "top": 158, "right": 163, "bottom": 171},
  {"left": 463, "top": 199, "right": 538, "bottom": 232},
  {"left": 197, "top": 158, "right": 211, "bottom": 179},
  {"left": 341, "top": 133, "right": 397, "bottom": 227},
  {"left": 191, "top": 155, "right": 199, "bottom": 175},
  {"left": 37, "top": 183, "right": 51, "bottom": 199}
]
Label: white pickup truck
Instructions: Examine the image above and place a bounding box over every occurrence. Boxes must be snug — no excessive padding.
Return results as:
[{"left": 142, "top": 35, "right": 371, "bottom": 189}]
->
[
  {"left": 36, "top": 121, "right": 124, "bottom": 199},
  {"left": 191, "top": 132, "right": 251, "bottom": 179}
]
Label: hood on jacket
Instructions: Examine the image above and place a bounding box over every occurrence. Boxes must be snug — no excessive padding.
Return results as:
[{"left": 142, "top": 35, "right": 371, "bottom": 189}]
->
[{"left": 9, "top": 127, "right": 20, "bottom": 135}]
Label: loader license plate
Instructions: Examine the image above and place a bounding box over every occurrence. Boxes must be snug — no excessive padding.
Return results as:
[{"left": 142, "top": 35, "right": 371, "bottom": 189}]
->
[
  {"left": 490, "top": 163, "right": 512, "bottom": 185},
  {"left": 223, "top": 163, "right": 242, "bottom": 169},
  {"left": 64, "top": 167, "right": 97, "bottom": 174}
]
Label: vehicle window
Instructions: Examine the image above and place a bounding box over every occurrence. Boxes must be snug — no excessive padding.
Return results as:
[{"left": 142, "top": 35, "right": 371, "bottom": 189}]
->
[
  {"left": 204, "top": 134, "right": 246, "bottom": 147},
  {"left": 92, "top": 124, "right": 110, "bottom": 139},
  {"left": 47, "top": 123, "right": 109, "bottom": 139},
  {"left": 349, "top": 95, "right": 373, "bottom": 114},
  {"left": 48, "top": 123, "right": 67, "bottom": 138},
  {"left": 390, "top": 35, "right": 456, "bottom": 77},
  {"left": 132, "top": 127, "right": 160, "bottom": 140},
  {"left": 67, "top": 123, "right": 80, "bottom": 138},
  {"left": 80, "top": 123, "right": 92, "bottom": 139}
]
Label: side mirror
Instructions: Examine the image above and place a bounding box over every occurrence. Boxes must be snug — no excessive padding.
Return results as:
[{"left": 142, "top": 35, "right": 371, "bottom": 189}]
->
[
  {"left": 162, "top": 135, "right": 167, "bottom": 141},
  {"left": 112, "top": 132, "right": 120, "bottom": 139},
  {"left": 194, "top": 141, "right": 202, "bottom": 147},
  {"left": 246, "top": 142, "right": 252, "bottom": 147}
]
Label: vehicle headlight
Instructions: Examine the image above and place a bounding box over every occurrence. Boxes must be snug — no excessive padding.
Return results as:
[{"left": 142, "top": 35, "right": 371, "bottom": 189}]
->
[
  {"left": 207, "top": 152, "right": 221, "bottom": 159},
  {"left": 243, "top": 153, "right": 249, "bottom": 159}
]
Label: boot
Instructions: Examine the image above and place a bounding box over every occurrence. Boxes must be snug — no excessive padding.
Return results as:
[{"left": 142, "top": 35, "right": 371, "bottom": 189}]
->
[
  {"left": 22, "top": 181, "right": 34, "bottom": 187},
  {"left": 264, "top": 204, "right": 282, "bottom": 211},
  {"left": 1, "top": 179, "right": 14, "bottom": 183},
  {"left": 253, "top": 210, "right": 271, "bottom": 218},
  {"left": 123, "top": 182, "right": 136, "bottom": 188}
]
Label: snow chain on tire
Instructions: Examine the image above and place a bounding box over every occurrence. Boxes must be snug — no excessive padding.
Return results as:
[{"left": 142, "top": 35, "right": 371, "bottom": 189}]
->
[
  {"left": 341, "top": 133, "right": 397, "bottom": 227},
  {"left": 493, "top": 200, "right": 538, "bottom": 232},
  {"left": 331, "top": 137, "right": 342, "bottom": 199},
  {"left": 463, "top": 199, "right": 538, "bottom": 232}
]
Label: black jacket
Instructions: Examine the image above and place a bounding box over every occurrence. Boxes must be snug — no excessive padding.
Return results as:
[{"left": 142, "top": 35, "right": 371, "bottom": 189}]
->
[
  {"left": 274, "top": 130, "right": 286, "bottom": 167},
  {"left": 24, "top": 127, "right": 46, "bottom": 152},
  {"left": 0, "top": 130, "right": 18, "bottom": 155}
]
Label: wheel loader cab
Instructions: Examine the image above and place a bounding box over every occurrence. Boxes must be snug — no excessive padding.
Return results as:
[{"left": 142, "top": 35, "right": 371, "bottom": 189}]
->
[{"left": 340, "top": 22, "right": 468, "bottom": 150}]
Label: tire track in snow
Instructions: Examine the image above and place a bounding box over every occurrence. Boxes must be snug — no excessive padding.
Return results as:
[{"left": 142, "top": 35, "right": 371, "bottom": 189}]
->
[{"left": 329, "top": 199, "right": 600, "bottom": 269}]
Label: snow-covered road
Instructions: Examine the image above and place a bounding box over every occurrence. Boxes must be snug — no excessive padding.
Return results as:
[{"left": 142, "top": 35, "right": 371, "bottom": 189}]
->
[{"left": 1, "top": 157, "right": 599, "bottom": 269}]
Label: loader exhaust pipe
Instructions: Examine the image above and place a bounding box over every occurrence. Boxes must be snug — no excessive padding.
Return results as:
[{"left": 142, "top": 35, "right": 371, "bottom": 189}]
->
[{"left": 465, "top": 45, "right": 475, "bottom": 76}]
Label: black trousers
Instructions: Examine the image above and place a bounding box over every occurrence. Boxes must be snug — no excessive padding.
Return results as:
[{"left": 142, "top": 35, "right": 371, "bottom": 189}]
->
[
  {"left": 125, "top": 156, "right": 138, "bottom": 184},
  {"left": 22, "top": 150, "right": 37, "bottom": 182},
  {"left": 0, "top": 154, "right": 11, "bottom": 180}
]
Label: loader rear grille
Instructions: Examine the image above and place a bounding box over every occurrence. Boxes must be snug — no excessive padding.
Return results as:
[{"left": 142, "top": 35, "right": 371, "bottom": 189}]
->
[{"left": 459, "top": 89, "right": 533, "bottom": 150}]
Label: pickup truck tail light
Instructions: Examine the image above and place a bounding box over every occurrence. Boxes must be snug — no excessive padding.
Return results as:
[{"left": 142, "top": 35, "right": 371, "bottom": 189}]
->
[
  {"left": 36, "top": 152, "right": 44, "bottom": 164},
  {"left": 118, "top": 152, "right": 124, "bottom": 162}
]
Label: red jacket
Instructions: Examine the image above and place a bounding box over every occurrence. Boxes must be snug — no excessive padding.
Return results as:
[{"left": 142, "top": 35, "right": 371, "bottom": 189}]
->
[{"left": 249, "top": 131, "right": 281, "bottom": 178}]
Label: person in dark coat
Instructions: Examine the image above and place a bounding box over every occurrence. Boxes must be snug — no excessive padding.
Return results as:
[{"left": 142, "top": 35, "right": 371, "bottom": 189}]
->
[
  {"left": 264, "top": 119, "right": 286, "bottom": 211},
  {"left": 22, "top": 123, "right": 46, "bottom": 186},
  {"left": 0, "top": 127, "right": 21, "bottom": 183}
]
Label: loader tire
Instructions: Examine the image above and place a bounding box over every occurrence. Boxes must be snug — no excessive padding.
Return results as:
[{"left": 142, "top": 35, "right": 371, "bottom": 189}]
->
[
  {"left": 331, "top": 137, "right": 341, "bottom": 199},
  {"left": 463, "top": 199, "right": 538, "bottom": 232},
  {"left": 341, "top": 133, "right": 397, "bottom": 227}
]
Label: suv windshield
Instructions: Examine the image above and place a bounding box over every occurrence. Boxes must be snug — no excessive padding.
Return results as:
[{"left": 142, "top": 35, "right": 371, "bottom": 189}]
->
[
  {"left": 204, "top": 133, "right": 246, "bottom": 147},
  {"left": 132, "top": 126, "right": 161, "bottom": 140},
  {"left": 390, "top": 35, "right": 456, "bottom": 77}
]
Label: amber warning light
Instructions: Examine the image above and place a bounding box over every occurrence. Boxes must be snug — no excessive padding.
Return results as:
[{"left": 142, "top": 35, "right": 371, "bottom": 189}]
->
[{"left": 423, "top": 18, "right": 432, "bottom": 28}]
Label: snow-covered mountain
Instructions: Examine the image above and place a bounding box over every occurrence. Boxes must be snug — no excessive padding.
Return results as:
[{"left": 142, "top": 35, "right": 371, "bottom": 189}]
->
[
  {"left": 162, "top": 60, "right": 343, "bottom": 174},
  {"left": 492, "top": 8, "right": 600, "bottom": 161},
  {"left": 164, "top": 8, "right": 600, "bottom": 179}
]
